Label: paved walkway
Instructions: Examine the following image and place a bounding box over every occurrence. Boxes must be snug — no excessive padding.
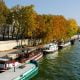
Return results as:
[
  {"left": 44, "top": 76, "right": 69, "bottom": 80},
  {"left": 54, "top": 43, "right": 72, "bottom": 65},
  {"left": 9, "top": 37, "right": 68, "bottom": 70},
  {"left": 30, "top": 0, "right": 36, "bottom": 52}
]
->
[
  {"left": 0, "top": 63, "right": 35, "bottom": 80},
  {"left": 0, "top": 49, "right": 18, "bottom": 57}
]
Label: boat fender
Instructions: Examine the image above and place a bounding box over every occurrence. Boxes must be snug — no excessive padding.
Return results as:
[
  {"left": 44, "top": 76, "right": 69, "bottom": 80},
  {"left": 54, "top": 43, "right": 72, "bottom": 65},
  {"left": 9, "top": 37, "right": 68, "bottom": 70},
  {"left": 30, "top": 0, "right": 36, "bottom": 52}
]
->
[
  {"left": 30, "top": 60, "right": 38, "bottom": 67},
  {"left": 20, "top": 74, "right": 23, "bottom": 77}
]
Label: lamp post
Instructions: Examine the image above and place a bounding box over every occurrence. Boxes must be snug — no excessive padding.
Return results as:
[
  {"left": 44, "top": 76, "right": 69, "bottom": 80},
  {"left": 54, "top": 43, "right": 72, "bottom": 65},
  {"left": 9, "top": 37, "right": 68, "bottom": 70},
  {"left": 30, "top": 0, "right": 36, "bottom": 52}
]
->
[{"left": 13, "top": 61, "right": 15, "bottom": 72}]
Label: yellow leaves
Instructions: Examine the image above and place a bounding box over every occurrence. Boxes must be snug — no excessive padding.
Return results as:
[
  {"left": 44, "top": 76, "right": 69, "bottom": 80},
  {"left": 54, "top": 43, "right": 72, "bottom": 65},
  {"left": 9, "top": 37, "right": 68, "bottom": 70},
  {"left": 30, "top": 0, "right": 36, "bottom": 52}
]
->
[
  {"left": 0, "top": 1, "right": 9, "bottom": 24},
  {"left": 1, "top": 3, "right": 78, "bottom": 44},
  {"left": 36, "top": 15, "right": 78, "bottom": 43},
  {"left": 52, "top": 16, "right": 68, "bottom": 41},
  {"left": 77, "top": 27, "right": 80, "bottom": 33},
  {"left": 68, "top": 19, "right": 78, "bottom": 35}
]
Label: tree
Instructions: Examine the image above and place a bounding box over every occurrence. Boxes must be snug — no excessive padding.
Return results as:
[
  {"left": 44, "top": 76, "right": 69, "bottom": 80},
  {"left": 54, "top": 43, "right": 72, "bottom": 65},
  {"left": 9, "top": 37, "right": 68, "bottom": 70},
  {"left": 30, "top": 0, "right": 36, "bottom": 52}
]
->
[
  {"left": 0, "top": 0, "right": 9, "bottom": 40},
  {"left": 0, "top": 3, "right": 78, "bottom": 45},
  {"left": 77, "top": 26, "right": 80, "bottom": 34},
  {"left": 52, "top": 15, "right": 68, "bottom": 41},
  {"left": 20, "top": 5, "right": 37, "bottom": 45},
  {"left": 67, "top": 19, "right": 78, "bottom": 37}
]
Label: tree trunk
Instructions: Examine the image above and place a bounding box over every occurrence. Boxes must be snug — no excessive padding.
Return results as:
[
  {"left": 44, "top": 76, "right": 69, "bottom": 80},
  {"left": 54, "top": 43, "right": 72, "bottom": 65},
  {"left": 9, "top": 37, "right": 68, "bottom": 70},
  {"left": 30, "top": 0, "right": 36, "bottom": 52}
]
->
[
  {"left": 8, "top": 27, "right": 9, "bottom": 39},
  {"left": 12, "top": 33, "right": 13, "bottom": 39},
  {"left": 2, "top": 33, "right": 5, "bottom": 40},
  {"left": 2, "top": 26, "right": 5, "bottom": 40}
]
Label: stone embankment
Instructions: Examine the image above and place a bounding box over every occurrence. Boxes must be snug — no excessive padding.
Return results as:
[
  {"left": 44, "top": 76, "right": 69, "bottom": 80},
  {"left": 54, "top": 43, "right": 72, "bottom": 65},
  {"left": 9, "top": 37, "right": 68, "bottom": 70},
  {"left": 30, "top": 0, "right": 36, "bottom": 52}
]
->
[{"left": 0, "top": 40, "right": 28, "bottom": 51}]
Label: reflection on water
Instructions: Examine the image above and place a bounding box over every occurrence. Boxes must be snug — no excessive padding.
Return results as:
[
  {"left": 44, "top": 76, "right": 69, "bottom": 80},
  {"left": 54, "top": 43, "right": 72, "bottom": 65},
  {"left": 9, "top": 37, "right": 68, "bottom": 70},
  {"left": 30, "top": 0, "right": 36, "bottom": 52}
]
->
[
  {"left": 32, "top": 41, "right": 80, "bottom": 80},
  {"left": 46, "top": 51, "right": 58, "bottom": 60}
]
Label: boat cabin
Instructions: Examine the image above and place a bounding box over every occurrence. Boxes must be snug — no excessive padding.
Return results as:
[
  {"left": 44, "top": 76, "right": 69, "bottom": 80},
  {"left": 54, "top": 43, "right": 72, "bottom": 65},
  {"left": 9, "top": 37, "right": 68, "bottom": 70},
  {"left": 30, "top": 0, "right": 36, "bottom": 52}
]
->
[
  {"left": 43, "top": 43, "right": 58, "bottom": 53},
  {"left": 0, "top": 58, "right": 19, "bottom": 72},
  {"left": 16, "top": 48, "right": 42, "bottom": 63}
]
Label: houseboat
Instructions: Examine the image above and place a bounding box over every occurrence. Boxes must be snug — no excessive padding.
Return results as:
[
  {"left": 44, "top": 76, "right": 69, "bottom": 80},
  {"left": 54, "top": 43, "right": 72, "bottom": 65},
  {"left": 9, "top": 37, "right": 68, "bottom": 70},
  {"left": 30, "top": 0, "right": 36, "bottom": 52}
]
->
[
  {"left": 58, "top": 41, "right": 71, "bottom": 50},
  {"left": 17, "top": 48, "right": 43, "bottom": 63},
  {"left": 13, "top": 60, "right": 38, "bottom": 80},
  {"left": 0, "top": 60, "right": 38, "bottom": 80},
  {"left": 42, "top": 43, "right": 58, "bottom": 53},
  {"left": 0, "top": 57, "right": 20, "bottom": 72},
  {"left": 0, "top": 47, "right": 42, "bottom": 72},
  {"left": 70, "top": 35, "right": 78, "bottom": 45},
  {"left": 70, "top": 39, "right": 75, "bottom": 45}
]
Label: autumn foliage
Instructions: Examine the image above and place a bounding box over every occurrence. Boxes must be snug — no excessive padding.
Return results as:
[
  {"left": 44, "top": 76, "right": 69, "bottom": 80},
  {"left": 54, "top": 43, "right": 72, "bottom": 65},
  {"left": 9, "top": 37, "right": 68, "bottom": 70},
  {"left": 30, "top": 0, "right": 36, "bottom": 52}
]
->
[{"left": 0, "top": 1, "right": 78, "bottom": 44}]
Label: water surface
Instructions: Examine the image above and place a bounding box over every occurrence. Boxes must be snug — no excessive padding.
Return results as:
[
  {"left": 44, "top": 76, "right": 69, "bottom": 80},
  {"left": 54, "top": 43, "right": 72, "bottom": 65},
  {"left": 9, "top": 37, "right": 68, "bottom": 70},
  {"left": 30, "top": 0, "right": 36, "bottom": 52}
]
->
[{"left": 32, "top": 41, "right": 80, "bottom": 80}]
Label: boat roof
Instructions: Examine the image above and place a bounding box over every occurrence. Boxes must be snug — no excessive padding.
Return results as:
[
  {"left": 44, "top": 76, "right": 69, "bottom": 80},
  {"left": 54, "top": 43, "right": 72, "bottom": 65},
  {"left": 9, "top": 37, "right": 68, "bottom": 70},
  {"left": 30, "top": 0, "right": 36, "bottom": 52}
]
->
[
  {"left": 0, "top": 47, "right": 37, "bottom": 59},
  {"left": 44, "top": 43, "right": 57, "bottom": 47},
  {"left": 0, "top": 58, "right": 10, "bottom": 62},
  {"left": 0, "top": 63, "right": 36, "bottom": 80}
]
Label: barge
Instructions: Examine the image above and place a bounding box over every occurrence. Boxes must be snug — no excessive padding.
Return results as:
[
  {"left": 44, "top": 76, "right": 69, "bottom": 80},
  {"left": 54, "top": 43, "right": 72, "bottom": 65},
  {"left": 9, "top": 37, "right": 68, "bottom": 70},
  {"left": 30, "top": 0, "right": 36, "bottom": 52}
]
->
[
  {"left": 58, "top": 41, "right": 71, "bottom": 50},
  {"left": 0, "top": 61, "right": 38, "bottom": 80}
]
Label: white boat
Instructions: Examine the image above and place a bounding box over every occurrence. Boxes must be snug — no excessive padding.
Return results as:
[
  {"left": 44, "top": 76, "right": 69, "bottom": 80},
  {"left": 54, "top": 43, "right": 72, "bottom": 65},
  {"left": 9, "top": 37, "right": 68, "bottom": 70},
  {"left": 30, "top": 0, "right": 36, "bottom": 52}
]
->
[
  {"left": 0, "top": 58, "right": 20, "bottom": 72},
  {"left": 58, "top": 41, "right": 71, "bottom": 49},
  {"left": 0, "top": 61, "right": 38, "bottom": 80},
  {"left": 43, "top": 43, "right": 58, "bottom": 53},
  {"left": 0, "top": 49, "right": 42, "bottom": 72}
]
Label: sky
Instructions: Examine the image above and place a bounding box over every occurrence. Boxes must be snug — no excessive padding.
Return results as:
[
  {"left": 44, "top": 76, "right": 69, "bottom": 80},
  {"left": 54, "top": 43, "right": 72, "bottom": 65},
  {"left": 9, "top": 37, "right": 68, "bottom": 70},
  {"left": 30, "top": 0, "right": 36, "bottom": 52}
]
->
[{"left": 5, "top": 0, "right": 80, "bottom": 25}]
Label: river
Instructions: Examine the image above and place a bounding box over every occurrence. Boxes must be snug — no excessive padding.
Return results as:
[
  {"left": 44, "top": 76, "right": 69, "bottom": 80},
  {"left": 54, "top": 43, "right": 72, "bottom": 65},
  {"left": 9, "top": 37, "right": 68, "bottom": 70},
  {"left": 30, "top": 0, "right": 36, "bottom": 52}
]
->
[{"left": 32, "top": 40, "right": 80, "bottom": 80}]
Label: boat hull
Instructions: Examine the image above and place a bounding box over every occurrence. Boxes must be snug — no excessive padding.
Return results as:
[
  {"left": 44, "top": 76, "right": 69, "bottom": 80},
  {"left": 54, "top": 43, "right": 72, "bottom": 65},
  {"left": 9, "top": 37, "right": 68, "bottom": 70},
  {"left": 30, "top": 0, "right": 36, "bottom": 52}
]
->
[
  {"left": 13, "top": 63, "right": 38, "bottom": 80},
  {"left": 43, "top": 49, "right": 58, "bottom": 54},
  {"left": 25, "top": 52, "right": 43, "bottom": 63},
  {"left": 14, "top": 67, "right": 38, "bottom": 80},
  {"left": 58, "top": 42, "right": 71, "bottom": 50}
]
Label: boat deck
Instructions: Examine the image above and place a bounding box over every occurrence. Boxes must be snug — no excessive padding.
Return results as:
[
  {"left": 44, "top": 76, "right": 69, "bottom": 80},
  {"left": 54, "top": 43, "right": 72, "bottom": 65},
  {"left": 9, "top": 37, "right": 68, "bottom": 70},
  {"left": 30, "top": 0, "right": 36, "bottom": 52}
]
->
[{"left": 0, "top": 63, "right": 36, "bottom": 80}]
